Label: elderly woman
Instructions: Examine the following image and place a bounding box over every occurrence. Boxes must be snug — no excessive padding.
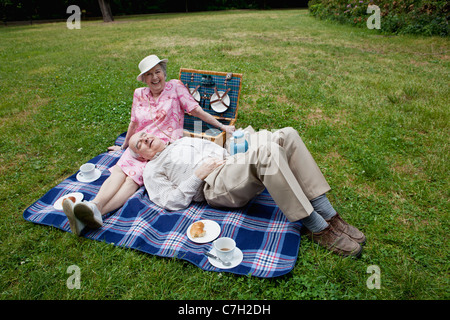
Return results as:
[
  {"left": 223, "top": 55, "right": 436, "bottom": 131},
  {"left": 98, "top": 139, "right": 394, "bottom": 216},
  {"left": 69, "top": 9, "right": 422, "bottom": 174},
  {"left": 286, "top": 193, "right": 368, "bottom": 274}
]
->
[{"left": 63, "top": 55, "right": 235, "bottom": 235}]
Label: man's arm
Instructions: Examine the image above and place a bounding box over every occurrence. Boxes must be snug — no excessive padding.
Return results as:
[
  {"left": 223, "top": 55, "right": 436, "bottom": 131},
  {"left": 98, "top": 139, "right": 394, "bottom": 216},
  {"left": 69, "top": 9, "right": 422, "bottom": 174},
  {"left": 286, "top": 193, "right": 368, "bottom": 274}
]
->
[
  {"left": 194, "top": 158, "right": 226, "bottom": 180},
  {"left": 146, "top": 170, "right": 204, "bottom": 211},
  {"left": 145, "top": 158, "right": 225, "bottom": 211}
]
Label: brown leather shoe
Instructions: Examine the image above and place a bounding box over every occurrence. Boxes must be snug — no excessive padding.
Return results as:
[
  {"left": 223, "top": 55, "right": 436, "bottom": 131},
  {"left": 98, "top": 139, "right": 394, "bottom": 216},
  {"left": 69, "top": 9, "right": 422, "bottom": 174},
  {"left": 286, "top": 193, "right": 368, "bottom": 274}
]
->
[
  {"left": 327, "top": 213, "right": 366, "bottom": 245},
  {"left": 305, "top": 225, "right": 362, "bottom": 258}
]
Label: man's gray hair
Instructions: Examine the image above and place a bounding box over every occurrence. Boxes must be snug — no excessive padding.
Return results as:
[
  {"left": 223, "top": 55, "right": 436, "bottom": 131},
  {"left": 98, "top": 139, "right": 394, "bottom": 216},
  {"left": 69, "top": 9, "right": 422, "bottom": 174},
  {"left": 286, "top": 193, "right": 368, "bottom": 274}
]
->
[{"left": 128, "top": 147, "right": 141, "bottom": 160}]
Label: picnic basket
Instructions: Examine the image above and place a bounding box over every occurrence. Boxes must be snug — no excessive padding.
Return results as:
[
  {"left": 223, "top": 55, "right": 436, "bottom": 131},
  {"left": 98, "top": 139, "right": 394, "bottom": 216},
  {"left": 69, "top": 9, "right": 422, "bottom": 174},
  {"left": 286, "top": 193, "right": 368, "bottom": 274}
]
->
[{"left": 179, "top": 68, "right": 243, "bottom": 146}]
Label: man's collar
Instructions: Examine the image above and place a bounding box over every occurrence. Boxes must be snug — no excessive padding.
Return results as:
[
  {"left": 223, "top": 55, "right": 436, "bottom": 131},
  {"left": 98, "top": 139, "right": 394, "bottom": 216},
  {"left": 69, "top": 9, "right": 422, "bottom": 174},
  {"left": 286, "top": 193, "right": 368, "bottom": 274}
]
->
[{"left": 150, "top": 141, "right": 171, "bottom": 161}]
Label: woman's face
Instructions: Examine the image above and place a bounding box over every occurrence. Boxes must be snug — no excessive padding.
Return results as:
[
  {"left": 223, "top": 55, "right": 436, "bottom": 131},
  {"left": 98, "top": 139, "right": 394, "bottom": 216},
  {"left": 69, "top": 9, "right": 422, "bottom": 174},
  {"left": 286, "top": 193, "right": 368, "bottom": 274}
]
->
[{"left": 144, "top": 64, "right": 166, "bottom": 96}]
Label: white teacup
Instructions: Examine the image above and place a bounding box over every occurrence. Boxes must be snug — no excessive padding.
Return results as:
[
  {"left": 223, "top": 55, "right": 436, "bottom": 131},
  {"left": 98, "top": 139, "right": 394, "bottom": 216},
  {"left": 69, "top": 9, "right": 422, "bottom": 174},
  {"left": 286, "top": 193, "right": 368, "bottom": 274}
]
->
[
  {"left": 79, "top": 163, "right": 96, "bottom": 180},
  {"left": 213, "top": 237, "right": 236, "bottom": 262}
]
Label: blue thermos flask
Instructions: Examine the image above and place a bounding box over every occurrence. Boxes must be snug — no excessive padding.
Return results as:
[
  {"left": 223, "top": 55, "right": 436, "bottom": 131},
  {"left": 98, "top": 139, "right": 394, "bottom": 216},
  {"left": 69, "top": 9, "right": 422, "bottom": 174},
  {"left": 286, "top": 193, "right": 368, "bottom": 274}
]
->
[{"left": 230, "top": 130, "right": 249, "bottom": 155}]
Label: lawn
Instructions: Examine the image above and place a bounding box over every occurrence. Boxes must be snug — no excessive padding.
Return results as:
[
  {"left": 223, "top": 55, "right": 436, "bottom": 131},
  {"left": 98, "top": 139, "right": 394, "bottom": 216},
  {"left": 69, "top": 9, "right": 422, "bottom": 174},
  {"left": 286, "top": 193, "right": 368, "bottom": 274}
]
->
[{"left": 0, "top": 9, "right": 448, "bottom": 300}]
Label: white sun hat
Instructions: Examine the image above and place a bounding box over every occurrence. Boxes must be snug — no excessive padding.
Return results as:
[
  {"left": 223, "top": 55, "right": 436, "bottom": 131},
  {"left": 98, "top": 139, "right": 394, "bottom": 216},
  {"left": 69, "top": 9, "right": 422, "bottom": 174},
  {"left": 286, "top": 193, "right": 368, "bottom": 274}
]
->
[{"left": 136, "top": 55, "right": 168, "bottom": 82}]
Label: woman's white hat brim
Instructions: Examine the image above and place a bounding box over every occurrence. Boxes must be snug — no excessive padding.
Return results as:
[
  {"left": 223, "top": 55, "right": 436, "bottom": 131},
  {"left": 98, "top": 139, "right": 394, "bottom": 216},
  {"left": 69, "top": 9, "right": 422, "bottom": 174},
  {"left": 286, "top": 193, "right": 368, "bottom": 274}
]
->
[{"left": 137, "top": 55, "right": 168, "bottom": 82}]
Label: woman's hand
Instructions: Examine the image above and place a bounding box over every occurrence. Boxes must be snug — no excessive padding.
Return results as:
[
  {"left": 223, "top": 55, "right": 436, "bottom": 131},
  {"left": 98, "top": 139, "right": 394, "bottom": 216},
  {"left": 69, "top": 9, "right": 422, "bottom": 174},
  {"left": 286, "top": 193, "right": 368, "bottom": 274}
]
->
[
  {"left": 190, "top": 107, "right": 236, "bottom": 134},
  {"left": 108, "top": 145, "right": 122, "bottom": 152},
  {"left": 194, "top": 158, "right": 226, "bottom": 180},
  {"left": 221, "top": 124, "right": 236, "bottom": 133}
]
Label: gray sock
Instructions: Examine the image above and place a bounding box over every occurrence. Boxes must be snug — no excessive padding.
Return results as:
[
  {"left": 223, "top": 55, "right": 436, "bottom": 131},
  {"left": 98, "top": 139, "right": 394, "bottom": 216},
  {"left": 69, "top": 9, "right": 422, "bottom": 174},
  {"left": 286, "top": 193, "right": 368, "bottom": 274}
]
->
[
  {"left": 301, "top": 210, "right": 328, "bottom": 233},
  {"left": 310, "top": 194, "right": 336, "bottom": 221}
]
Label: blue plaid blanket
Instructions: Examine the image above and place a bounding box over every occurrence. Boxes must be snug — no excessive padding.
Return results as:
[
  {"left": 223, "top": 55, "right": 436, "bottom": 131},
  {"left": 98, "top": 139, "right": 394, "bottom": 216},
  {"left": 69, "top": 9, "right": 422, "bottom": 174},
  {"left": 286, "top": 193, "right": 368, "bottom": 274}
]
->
[{"left": 23, "top": 134, "right": 302, "bottom": 278}]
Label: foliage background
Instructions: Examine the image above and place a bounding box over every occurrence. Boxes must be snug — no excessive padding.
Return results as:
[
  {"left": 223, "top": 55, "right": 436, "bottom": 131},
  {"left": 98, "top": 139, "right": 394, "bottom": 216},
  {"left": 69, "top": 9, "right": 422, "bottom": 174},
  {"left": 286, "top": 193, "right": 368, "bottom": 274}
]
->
[
  {"left": 308, "top": 0, "right": 449, "bottom": 36},
  {"left": 0, "top": 0, "right": 308, "bottom": 22}
]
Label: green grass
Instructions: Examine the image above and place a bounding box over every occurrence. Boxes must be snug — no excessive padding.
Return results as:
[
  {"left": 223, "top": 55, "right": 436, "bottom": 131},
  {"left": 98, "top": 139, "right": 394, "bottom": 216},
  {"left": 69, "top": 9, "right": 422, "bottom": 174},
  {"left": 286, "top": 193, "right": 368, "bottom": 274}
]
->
[{"left": 1, "top": 9, "right": 449, "bottom": 300}]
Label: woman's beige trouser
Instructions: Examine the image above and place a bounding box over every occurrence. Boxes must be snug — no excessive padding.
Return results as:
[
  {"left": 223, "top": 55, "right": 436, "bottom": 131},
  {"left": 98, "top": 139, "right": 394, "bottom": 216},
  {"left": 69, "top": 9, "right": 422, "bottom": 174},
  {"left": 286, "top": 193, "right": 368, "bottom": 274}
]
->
[{"left": 203, "top": 127, "right": 331, "bottom": 222}]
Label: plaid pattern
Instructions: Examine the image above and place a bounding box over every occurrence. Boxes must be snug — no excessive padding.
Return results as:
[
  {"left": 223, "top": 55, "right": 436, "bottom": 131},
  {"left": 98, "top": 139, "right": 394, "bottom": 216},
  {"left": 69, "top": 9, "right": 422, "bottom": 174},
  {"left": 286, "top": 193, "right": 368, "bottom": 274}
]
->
[
  {"left": 180, "top": 70, "right": 241, "bottom": 131},
  {"left": 23, "top": 133, "right": 302, "bottom": 278}
]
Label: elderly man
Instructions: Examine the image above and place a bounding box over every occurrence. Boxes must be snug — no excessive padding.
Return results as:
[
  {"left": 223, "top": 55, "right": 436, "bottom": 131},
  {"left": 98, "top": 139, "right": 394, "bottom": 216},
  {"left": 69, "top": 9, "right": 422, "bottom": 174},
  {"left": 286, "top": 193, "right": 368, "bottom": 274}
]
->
[{"left": 127, "top": 127, "right": 366, "bottom": 257}]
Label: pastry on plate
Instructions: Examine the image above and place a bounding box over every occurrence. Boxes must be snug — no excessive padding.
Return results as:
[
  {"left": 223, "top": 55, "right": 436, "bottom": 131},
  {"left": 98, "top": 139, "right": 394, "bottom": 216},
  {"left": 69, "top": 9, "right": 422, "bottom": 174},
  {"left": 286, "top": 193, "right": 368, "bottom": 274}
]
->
[
  {"left": 64, "top": 196, "right": 76, "bottom": 203},
  {"left": 190, "top": 221, "right": 206, "bottom": 238}
]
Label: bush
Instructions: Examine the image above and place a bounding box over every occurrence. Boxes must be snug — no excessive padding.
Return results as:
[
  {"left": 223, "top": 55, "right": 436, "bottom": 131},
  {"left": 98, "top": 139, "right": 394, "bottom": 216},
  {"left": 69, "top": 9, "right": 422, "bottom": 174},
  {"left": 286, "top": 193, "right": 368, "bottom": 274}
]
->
[{"left": 308, "top": 0, "right": 449, "bottom": 36}]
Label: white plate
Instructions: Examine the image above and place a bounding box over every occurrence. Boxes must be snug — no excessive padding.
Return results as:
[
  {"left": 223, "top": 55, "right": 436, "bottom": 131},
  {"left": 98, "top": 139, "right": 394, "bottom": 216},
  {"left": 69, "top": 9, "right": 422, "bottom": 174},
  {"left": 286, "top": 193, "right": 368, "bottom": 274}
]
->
[
  {"left": 76, "top": 168, "right": 102, "bottom": 183},
  {"left": 207, "top": 247, "right": 243, "bottom": 269},
  {"left": 189, "top": 87, "right": 201, "bottom": 102},
  {"left": 187, "top": 220, "right": 221, "bottom": 243},
  {"left": 53, "top": 192, "right": 84, "bottom": 211},
  {"left": 210, "top": 91, "right": 230, "bottom": 113}
]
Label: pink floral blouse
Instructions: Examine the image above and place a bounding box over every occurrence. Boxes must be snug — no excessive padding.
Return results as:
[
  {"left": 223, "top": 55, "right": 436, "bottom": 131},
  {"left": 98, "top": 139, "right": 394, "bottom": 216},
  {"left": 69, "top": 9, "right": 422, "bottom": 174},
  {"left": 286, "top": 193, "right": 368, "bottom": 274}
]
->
[
  {"left": 131, "top": 79, "right": 199, "bottom": 141},
  {"left": 114, "top": 79, "right": 199, "bottom": 186}
]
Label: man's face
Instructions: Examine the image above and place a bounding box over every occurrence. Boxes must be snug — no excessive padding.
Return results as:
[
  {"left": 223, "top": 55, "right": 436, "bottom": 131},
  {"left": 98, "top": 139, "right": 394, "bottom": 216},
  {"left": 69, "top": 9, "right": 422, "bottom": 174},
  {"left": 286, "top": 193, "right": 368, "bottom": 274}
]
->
[{"left": 130, "top": 132, "right": 165, "bottom": 160}]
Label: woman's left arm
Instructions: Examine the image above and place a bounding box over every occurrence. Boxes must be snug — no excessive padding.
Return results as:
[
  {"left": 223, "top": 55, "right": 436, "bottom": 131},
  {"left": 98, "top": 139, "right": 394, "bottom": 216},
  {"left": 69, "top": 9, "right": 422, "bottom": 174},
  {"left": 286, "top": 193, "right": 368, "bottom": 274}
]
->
[{"left": 190, "top": 106, "right": 235, "bottom": 133}]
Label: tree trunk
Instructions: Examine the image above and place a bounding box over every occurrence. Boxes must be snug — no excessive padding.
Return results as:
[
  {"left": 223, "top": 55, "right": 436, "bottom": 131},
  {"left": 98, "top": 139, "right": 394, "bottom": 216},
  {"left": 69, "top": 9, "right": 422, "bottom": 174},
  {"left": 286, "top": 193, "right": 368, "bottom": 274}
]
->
[{"left": 98, "top": 0, "right": 114, "bottom": 22}]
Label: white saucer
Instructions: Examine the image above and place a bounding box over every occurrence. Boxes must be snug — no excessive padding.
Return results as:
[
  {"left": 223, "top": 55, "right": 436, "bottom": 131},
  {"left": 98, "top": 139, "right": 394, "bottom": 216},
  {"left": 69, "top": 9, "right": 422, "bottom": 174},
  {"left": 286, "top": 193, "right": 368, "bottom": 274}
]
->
[
  {"left": 187, "top": 220, "right": 221, "bottom": 243},
  {"left": 53, "top": 192, "right": 84, "bottom": 210},
  {"left": 207, "top": 247, "right": 243, "bottom": 269},
  {"left": 210, "top": 91, "right": 230, "bottom": 113},
  {"left": 76, "top": 168, "right": 102, "bottom": 183},
  {"left": 189, "top": 87, "right": 201, "bottom": 102}
]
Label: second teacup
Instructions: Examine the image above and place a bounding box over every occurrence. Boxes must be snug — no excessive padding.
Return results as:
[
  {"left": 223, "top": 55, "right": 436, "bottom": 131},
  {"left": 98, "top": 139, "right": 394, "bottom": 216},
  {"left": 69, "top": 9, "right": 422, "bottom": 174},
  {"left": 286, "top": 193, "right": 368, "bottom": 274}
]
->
[
  {"left": 79, "top": 163, "right": 96, "bottom": 180},
  {"left": 213, "top": 237, "right": 236, "bottom": 262}
]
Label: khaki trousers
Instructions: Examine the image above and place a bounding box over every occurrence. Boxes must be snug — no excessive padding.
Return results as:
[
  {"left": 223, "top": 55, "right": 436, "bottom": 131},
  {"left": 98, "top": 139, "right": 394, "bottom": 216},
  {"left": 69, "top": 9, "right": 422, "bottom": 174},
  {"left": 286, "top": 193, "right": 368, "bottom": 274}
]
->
[{"left": 203, "top": 127, "right": 331, "bottom": 222}]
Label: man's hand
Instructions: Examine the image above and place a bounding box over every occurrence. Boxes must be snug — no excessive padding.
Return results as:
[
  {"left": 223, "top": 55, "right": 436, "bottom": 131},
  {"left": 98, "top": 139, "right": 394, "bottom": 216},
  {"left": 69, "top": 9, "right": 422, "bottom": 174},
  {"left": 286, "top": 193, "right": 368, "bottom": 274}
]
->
[{"left": 194, "top": 158, "right": 226, "bottom": 180}]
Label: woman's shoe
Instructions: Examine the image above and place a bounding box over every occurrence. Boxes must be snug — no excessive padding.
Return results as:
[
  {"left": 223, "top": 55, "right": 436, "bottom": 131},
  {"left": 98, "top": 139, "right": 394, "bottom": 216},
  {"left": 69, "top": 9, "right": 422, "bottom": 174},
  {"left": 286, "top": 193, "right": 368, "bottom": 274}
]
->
[
  {"left": 62, "top": 198, "right": 85, "bottom": 236},
  {"left": 73, "top": 201, "right": 103, "bottom": 229}
]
